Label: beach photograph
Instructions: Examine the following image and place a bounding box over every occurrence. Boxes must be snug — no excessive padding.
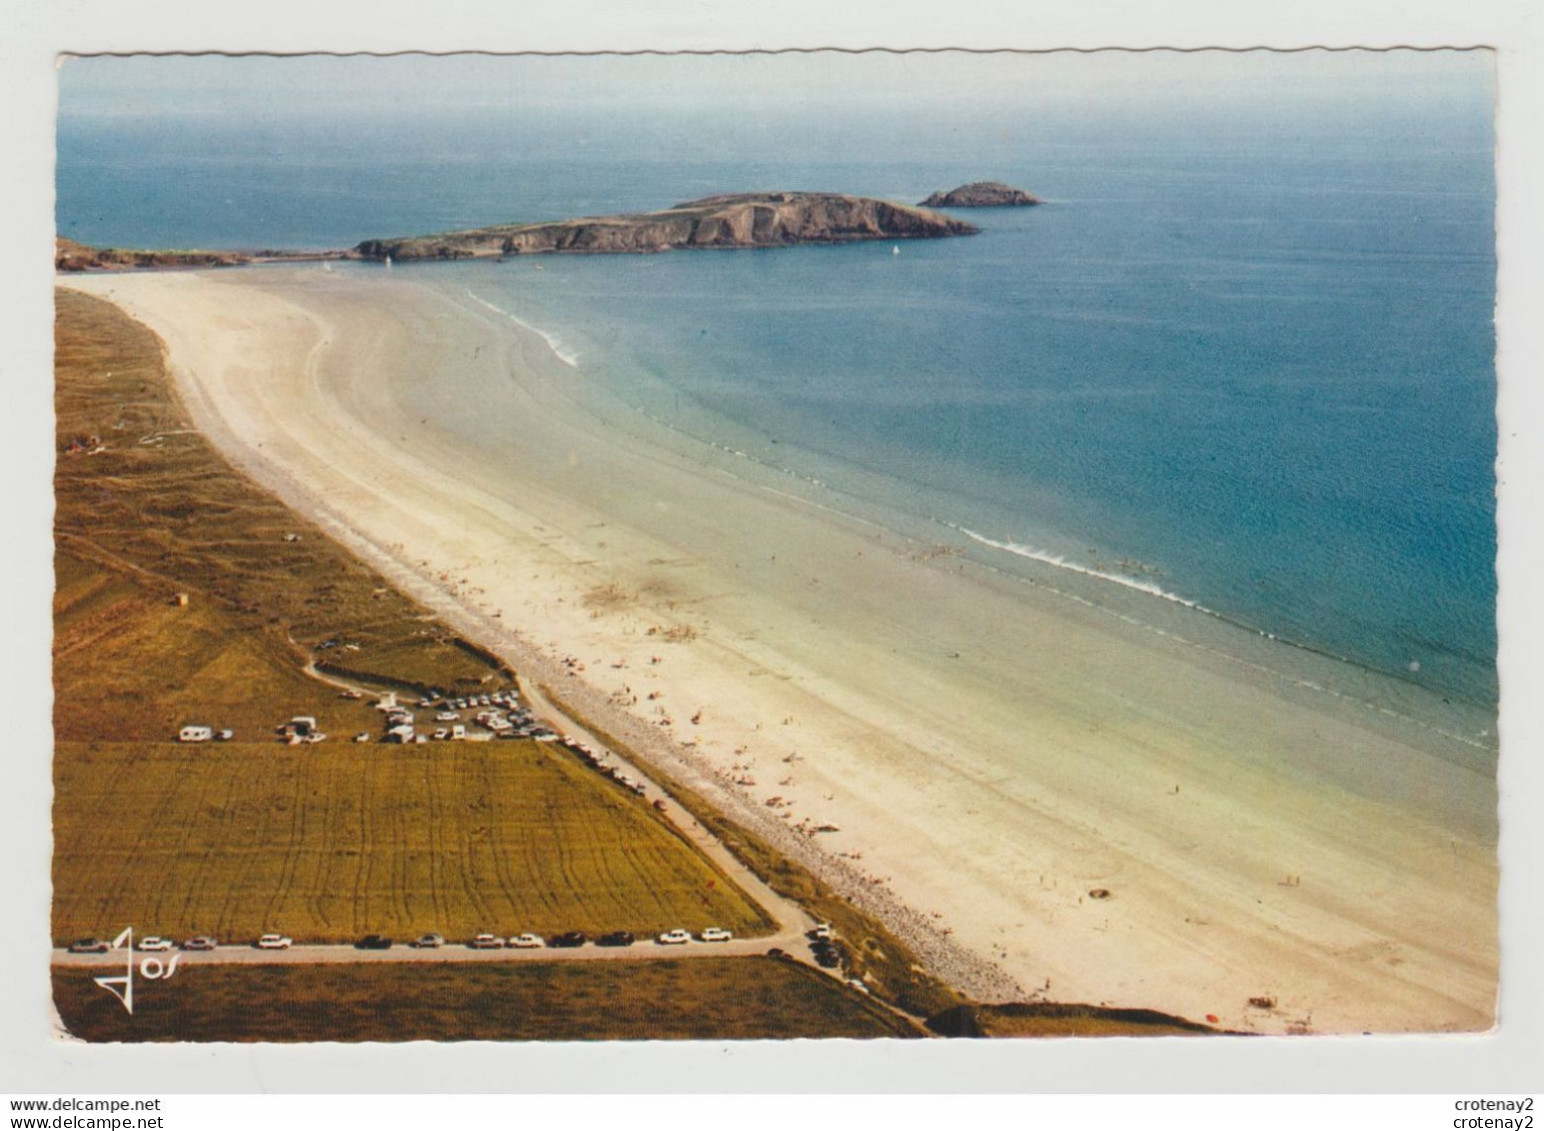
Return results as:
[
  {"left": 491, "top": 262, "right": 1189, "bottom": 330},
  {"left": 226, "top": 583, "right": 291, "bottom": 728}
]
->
[{"left": 43, "top": 44, "right": 1503, "bottom": 1047}]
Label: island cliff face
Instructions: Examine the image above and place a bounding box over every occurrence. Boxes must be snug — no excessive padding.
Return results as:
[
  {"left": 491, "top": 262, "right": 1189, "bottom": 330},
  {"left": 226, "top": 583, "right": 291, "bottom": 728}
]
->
[
  {"left": 353, "top": 192, "right": 978, "bottom": 261},
  {"left": 920, "top": 182, "right": 1040, "bottom": 208}
]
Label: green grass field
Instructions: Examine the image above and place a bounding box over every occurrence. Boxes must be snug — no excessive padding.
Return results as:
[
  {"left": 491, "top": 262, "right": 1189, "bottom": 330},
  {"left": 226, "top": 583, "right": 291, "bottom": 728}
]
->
[{"left": 52, "top": 957, "right": 915, "bottom": 1041}]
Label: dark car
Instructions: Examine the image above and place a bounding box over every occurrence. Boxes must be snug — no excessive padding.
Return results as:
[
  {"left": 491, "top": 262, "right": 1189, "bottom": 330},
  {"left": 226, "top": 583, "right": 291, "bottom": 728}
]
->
[
  {"left": 548, "top": 931, "right": 588, "bottom": 948},
  {"left": 356, "top": 934, "right": 393, "bottom": 950},
  {"left": 811, "top": 940, "right": 843, "bottom": 968},
  {"left": 67, "top": 938, "right": 110, "bottom": 954},
  {"left": 595, "top": 931, "right": 635, "bottom": 947}
]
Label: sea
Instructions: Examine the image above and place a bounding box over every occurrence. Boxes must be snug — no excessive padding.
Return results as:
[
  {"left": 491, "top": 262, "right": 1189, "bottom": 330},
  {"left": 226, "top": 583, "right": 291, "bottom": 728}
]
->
[{"left": 55, "top": 51, "right": 1499, "bottom": 717}]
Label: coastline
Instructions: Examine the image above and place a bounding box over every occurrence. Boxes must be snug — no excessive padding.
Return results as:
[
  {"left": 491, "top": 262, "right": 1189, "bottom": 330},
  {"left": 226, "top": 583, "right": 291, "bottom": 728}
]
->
[{"left": 60, "top": 266, "right": 1500, "bottom": 1034}]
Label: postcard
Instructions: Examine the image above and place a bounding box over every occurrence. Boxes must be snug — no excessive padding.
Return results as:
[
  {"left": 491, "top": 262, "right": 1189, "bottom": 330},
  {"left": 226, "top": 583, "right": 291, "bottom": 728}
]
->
[{"left": 43, "top": 46, "right": 1508, "bottom": 1052}]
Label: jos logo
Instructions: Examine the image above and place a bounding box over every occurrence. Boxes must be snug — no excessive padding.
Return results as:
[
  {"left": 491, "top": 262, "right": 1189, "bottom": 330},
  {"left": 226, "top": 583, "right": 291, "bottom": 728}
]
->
[{"left": 93, "top": 928, "right": 182, "bottom": 1015}]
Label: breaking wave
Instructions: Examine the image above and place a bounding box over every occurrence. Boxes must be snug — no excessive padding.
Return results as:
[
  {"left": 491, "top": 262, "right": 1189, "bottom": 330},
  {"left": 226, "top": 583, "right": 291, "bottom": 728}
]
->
[
  {"left": 956, "top": 527, "right": 1216, "bottom": 613},
  {"left": 463, "top": 288, "right": 581, "bottom": 368}
]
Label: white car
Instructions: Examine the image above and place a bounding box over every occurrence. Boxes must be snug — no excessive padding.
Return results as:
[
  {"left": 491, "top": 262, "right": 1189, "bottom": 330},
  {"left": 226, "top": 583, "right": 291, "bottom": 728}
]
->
[
  {"left": 468, "top": 933, "right": 505, "bottom": 949},
  {"left": 436, "top": 711, "right": 460, "bottom": 722},
  {"left": 809, "top": 923, "right": 834, "bottom": 941},
  {"left": 699, "top": 927, "right": 733, "bottom": 943},
  {"left": 137, "top": 936, "right": 174, "bottom": 952},
  {"left": 256, "top": 934, "right": 293, "bottom": 949},
  {"left": 656, "top": 928, "right": 691, "bottom": 945},
  {"left": 411, "top": 933, "right": 445, "bottom": 949},
  {"left": 508, "top": 933, "right": 545, "bottom": 949}
]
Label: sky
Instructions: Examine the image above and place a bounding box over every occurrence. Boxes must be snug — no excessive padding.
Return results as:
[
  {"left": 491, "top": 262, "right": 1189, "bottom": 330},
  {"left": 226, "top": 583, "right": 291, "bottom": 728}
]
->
[{"left": 57, "top": 48, "right": 1494, "bottom": 126}]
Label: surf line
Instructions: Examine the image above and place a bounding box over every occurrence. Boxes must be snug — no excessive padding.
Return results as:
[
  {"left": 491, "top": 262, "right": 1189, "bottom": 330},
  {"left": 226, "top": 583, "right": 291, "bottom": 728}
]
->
[
  {"left": 462, "top": 287, "right": 581, "bottom": 368},
  {"left": 958, "top": 527, "right": 1491, "bottom": 752}
]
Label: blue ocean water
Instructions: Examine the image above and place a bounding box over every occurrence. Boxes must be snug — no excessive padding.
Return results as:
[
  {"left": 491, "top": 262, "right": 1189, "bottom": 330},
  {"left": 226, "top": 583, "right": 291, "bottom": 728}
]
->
[{"left": 56, "top": 52, "right": 1498, "bottom": 708}]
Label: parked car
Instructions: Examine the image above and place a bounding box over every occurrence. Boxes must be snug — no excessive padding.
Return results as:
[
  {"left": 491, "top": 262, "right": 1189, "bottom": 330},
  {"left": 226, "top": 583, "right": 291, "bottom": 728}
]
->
[
  {"left": 808, "top": 923, "right": 834, "bottom": 941},
  {"left": 67, "top": 938, "right": 109, "bottom": 954},
  {"left": 468, "top": 934, "right": 505, "bottom": 949},
  {"left": 181, "top": 936, "right": 218, "bottom": 951},
  {"left": 596, "top": 931, "right": 635, "bottom": 947},
  {"left": 215, "top": 729, "right": 234, "bottom": 742},
  {"left": 811, "top": 944, "right": 842, "bottom": 969},
  {"left": 137, "top": 936, "right": 174, "bottom": 951},
  {"left": 436, "top": 712, "right": 459, "bottom": 722},
  {"left": 656, "top": 928, "right": 691, "bottom": 946},
  {"left": 410, "top": 933, "right": 444, "bottom": 949},
  {"left": 699, "top": 927, "right": 733, "bottom": 943},
  {"left": 549, "top": 931, "right": 587, "bottom": 948},
  {"left": 356, "top": 934, "right": 393, "bottom": 950},
  {"left": 256, "top": 933, "right": 293, "bottom": 950},
  {"left": 433, "top": 728, "right": 450, "bottom": 741},
  {"left": 508, "top": 933, "right": 545, "bottom": 949}
]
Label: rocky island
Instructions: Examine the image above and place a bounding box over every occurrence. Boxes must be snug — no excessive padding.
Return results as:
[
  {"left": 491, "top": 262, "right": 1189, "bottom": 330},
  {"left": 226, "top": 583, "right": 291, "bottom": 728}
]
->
[
  {"left": 920, "top": 182, "right": 1040, "bottom": 208},
  {"left": 352, "top": 192, "right": 977, "bottom": 262}
]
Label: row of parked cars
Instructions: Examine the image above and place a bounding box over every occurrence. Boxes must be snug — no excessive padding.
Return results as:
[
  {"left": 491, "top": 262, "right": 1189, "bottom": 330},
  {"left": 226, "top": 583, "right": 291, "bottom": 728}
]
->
[
  {"left": 457, "top": 926, "right": 733, "bottom": 950},
  {"left": 67, "top": 934, "right": 249, "bottom": 953},
  {"left": 66, "top": 925, "right": 740, "bottom": 954}
]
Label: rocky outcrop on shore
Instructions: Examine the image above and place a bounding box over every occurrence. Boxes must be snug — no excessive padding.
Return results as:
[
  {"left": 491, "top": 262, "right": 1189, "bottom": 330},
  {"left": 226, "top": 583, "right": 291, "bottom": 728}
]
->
[
  {"left": 55, "top": 237, "right": 342, "bottom": 273},
  {"left": 920, "top": 181, "right": 1040, "bottom": 208},
  {"left": 55, "top": 238, "right": 253, "bottom": 272},
  {"left": 353, "top": 192, "right": 978, "bottom": 262}
]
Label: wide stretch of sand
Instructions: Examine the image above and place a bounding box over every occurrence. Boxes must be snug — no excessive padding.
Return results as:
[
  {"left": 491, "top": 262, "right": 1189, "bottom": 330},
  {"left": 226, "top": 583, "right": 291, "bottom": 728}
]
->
[{"left": 63, "top": 267, "right": 1500, "bottom": 1035}]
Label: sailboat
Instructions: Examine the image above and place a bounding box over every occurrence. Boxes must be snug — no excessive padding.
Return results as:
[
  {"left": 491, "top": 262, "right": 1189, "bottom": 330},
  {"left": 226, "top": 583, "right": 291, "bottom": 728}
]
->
[{"left": 892, "top": 244, "right": 900, "bottom": 256}]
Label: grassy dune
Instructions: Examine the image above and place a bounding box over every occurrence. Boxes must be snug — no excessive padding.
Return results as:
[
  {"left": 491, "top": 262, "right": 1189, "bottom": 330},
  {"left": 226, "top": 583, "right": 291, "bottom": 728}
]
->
[
  {"left": 54, "top": 288, "right": 502, "bottom": 743},
  {"left": 52, "top": 958, "right": 918, "bottom": 1041},
  {"left": 52, "top": 287, "right": 766, "bottom": 947}
]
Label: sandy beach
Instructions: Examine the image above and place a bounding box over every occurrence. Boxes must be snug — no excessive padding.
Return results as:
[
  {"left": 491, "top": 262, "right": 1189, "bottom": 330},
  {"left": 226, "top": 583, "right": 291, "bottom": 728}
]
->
[{"left": 62, "top": 266, "right": 1499, "bottom": 1035}]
